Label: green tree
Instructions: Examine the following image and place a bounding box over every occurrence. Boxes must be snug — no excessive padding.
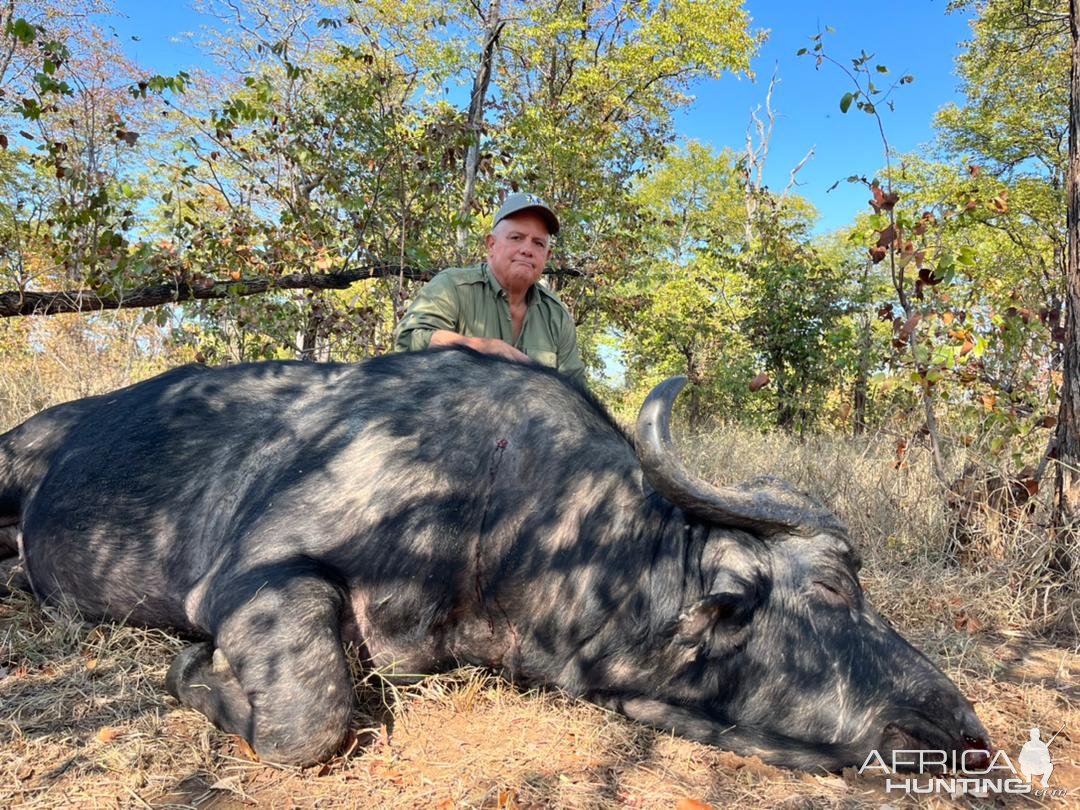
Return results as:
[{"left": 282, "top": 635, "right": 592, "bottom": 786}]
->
[
  {"left": 0, "top": 0, "right": 764, "bottom": 386},
  {"left": 938, "top": 1, "right": 1076, "bottom": 566},
  {"left": 618, "top": 143, "right": 756, "bottom": 423},
  {"left": 937, "top": 0, "right": 1067, "bottom": 423},
  {"left": 618, "top": 140, "right": 844, "bottom": 431},
  {"left": 741, "top": 201, "right": 846, "bottom": 433},
  {"left": 476, "top": 1, "right": 762, "bottom": 338},
  {"left": 0, "top": 1, "right": 180, "bottom": 303}
]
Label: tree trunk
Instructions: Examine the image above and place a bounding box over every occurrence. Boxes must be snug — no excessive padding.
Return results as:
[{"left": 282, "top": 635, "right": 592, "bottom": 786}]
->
[
  {"left": 298, "top": 308, "right": 320, "bottom": 361},
  {"left": 852, "top": 261, "right": 873, "bottom": 437},
  {"left": 1051, "top": 0, "right": 1080, "bottom": 572},
  {"left": 683, "top": 347, "right": 704, "bottom": 426},
  {"left": 774, "top": 362, "right": 796, "bottom": 430},
  {"left": 890, "top": 222, "right": 947, "bottom": 482},
  {"left": 852, "top": 321, "right": 871, "bottom": 437},
  {"left": 457, "top": 1, "right": 504, "bottom": 255}
]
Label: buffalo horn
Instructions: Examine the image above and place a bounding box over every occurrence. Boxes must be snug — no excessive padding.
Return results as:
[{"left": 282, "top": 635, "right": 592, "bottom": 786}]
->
[{"left": 634, "top": 376, "right": 840, "bottom": 537}]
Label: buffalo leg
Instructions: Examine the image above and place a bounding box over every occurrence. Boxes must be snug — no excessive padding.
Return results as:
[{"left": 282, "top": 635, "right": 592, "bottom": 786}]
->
[{"left": 167, "top": 567, "right": 353, "bottom": 766}]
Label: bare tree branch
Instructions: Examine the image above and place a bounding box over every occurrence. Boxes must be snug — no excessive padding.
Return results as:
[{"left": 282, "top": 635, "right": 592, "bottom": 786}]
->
[
  {"left": 458, "top": 1, "right": 504, "bottom": 253},
  {"left": 783, "top": 145, "right": 816, "bottom": 195},
  {"left": 0, "top": 263, "right": 586, "bottom": 317}
]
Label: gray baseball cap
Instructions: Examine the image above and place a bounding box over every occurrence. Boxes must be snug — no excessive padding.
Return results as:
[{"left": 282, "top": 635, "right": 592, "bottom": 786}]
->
[{"left": 493, "top": 192, "right": 560, "bottom": 236}]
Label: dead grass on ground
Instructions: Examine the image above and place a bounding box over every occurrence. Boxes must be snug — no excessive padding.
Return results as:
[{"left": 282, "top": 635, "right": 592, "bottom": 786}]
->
[{"left": 1, "top": 416, "right": 1078, "bottom": 808}]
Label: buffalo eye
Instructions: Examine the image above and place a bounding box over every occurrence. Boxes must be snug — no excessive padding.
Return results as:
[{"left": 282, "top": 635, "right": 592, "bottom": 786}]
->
[{"left": 813, "top": 579, "right": 856, "bottom": 609}]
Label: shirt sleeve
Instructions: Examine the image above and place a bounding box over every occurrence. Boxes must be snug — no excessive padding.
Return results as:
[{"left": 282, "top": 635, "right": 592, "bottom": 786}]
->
[
  {"left": 394, "top": 272, "right": 461, "bottom": 352},
  {"left": 554, "top": 310, "right": 587, "bottom": 386}
]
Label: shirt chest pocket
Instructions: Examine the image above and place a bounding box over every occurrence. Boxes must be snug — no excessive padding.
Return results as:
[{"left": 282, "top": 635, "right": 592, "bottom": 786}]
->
[{"left": 532, "top": 350, "right": 558, "bottom": 369}]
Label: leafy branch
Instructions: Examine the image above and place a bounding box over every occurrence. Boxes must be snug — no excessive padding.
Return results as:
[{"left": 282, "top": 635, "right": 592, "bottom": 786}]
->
[
  {"left": 797, "top": 28, "right": 913, "bottom": 186},
  {"left": 798, "top": 28, "right": 953, "bottom": 479}
]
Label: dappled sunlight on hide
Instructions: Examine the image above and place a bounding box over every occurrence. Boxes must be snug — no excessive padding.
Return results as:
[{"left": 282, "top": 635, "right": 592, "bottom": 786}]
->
[{"left": 0, "top": 349, "right": 989, "bottom": 770}]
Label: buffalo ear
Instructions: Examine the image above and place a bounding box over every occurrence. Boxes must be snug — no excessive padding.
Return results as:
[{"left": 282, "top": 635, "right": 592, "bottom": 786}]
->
[{"left": 675, "top": 591, "right": 747, "bottom": 643}]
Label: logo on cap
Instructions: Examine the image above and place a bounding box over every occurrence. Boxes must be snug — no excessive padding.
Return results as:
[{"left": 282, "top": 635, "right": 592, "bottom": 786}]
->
[{"left": 494, "top": 192, "right": 559, "bottom": 235}]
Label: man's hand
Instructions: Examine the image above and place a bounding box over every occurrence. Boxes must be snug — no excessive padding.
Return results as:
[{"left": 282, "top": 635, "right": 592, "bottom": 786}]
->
[
  {"left": 473, "top": 338, "right": 531, "bottom": 363},
  {"left": 429, "top": 330, "right": 531, "bottom": 363}
]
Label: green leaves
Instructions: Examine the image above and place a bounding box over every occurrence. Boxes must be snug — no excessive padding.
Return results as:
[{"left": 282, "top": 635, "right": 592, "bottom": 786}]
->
[
  {"left": 840, "top": 92, "right": 854, "bottom": 113},
  {"left": 19, "top": 97, "right": 42, "bottom": 120},
  {"left": 6, "top": 18, "right": 37, "bottom": 46},
  {"left": 33, "top": 72, "right": 71, "bottom": 97},
  {"left": 129, "top": 71, "right": 189, "bottom": 99}
]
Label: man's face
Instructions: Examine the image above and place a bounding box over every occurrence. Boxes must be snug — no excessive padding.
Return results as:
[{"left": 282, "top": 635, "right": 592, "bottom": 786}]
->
[{"left": 485, "top": 211, "right": 553, "bottom": 297}]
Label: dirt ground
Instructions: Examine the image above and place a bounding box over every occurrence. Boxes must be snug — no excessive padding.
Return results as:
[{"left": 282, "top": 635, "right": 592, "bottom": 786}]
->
[{"left": 0, "top": 563, "right": 1076, "bottom": 810}]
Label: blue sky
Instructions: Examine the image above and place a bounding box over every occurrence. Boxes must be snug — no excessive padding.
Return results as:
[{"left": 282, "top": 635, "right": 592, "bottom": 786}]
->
[
  {"left": 679, "top": 0, "right": 973, "bottom": 233},
  {"left": 107, "top": 0, "right": 973, "bottom": 235}
]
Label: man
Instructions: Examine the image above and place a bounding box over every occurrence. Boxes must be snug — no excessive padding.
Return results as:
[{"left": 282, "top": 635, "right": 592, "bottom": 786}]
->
[{"left": 394, "top": 193, "right": 586, "bottom": 385}]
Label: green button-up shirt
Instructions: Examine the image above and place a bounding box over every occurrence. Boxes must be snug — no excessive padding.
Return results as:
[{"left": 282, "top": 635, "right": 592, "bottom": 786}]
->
[{"left": 394, "top": 263, "right": 586, "bottom": 385}]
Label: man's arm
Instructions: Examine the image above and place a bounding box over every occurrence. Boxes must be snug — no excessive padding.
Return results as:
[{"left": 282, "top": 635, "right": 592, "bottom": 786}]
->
[
  {"left": 428, "top": 330, "right": 530, "bottom": 362},
  {"left": 394, "top": 272, "right": 460, "bottom": 352},
  {"left": 395, "top": 272, "right": 529, "bottom": 362}
]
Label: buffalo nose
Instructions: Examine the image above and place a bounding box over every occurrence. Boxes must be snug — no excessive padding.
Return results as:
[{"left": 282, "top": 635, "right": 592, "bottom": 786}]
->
[
  {"left": 961, "top": 732, "right": 993, "bottom": 771},
  {"left": 946, "top": 698, "right": 992, "bottom": 768}
]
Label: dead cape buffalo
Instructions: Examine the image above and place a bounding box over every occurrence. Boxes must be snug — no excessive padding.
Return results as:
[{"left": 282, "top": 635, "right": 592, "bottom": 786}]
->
[{"left": 0, "top": 348, "right": 990, "bottom": 770}]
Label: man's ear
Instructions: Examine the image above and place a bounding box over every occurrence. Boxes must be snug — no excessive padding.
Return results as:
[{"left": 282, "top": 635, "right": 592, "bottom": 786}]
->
[{"left": 485, "top": 232, "right": 496, "bottom": 252}]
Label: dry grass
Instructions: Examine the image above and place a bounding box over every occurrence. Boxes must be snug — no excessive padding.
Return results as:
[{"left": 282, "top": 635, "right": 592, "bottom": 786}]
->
[
  {"left": 0, "top": 312, "right": 187, "bottom": 431},
  {"left": 0, "top": 583, "right": 1076, "bottom": 809},
  {"left": 1, "top": 423, "right": 1077, "bottom": 808}
]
